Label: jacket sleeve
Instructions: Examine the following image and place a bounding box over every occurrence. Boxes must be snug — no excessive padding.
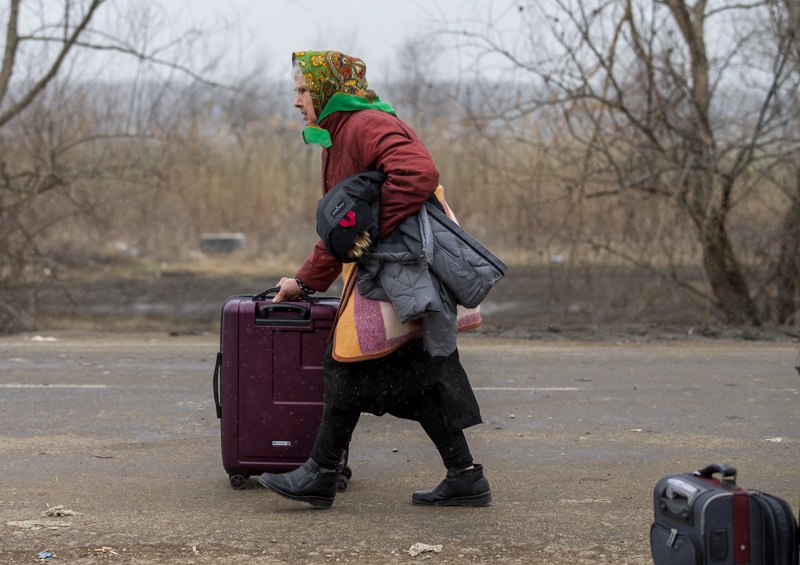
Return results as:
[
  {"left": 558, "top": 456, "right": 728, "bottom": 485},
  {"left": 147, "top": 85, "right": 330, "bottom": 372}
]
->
[
  {"left": 352, "top": 112, "right": 439, "bottom": 238},
  {"left": 295, "top": 240, "right": 342, "bottom": 292}
]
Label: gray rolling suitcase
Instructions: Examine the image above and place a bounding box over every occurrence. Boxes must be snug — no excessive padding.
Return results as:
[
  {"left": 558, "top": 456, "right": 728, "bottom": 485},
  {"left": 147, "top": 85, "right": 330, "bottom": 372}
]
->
[{"left": 650, "top": 463, "right": 798, "bottom": 564}]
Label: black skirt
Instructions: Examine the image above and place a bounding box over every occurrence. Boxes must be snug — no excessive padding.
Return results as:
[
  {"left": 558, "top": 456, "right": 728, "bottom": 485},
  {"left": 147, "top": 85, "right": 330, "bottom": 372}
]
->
[{"left": 322, "top": 338, "right": 482, "bottom": 432}]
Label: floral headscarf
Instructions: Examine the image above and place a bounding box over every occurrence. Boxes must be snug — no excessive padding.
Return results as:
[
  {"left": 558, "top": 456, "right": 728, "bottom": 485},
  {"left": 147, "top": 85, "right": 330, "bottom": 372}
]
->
[
  {"left": 292, "top": 51, "right": 377, "bottom": 117},
  {"left": 292, "top": 50, "right": 395, "bottom": 148}
]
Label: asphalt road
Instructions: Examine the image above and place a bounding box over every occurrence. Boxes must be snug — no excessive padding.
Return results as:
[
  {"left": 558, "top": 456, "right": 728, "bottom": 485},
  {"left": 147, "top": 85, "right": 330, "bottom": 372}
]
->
[{"left": 0, "top": 332, "right": 798, "bottom": 564}]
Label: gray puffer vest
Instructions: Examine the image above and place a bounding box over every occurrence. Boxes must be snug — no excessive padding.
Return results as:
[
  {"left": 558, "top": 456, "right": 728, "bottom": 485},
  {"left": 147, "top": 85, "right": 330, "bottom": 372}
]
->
[
  {"left": 358, "top": 198, "right": 506, "bottom": 357},
  {"left": 316, "top": 172, "right": 507, "bottom": 357}
]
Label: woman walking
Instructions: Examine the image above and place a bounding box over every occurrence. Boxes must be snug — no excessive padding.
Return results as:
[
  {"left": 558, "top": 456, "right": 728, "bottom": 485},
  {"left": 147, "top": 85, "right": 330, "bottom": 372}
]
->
[{"left": 259, "top": 51, "right": 492, "bottom": 509}]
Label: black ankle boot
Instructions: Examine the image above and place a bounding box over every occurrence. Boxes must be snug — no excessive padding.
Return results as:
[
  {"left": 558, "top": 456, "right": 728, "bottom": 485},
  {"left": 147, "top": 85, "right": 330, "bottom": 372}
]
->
[
  {"left": 412, "top": 464, "right": 492, "bottom": 507},
  {"left": 258, "top": 458, "right": 338, "bottom": 509}
]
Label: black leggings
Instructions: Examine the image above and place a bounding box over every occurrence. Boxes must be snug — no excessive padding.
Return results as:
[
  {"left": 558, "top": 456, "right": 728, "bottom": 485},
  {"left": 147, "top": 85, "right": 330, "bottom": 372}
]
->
[{"left": 310, "top": 400, "right": 474, "bottom": 471}]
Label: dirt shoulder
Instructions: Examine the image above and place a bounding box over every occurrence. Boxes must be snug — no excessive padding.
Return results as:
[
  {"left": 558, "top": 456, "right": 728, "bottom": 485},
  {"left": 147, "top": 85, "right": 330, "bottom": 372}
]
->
[{"left": 5, "top": 261, "right": 800, "bottom": 344}]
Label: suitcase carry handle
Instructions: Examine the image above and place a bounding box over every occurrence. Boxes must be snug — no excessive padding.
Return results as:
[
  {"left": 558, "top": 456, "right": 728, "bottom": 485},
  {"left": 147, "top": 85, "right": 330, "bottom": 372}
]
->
[
  {"left": 694, "top": 462, "right": 737, "bottom": 484},
  {"left": 213, "top": 352, "right": 222, "bottom": 419},
  {"left": 252, "top": 287, "right": 283, "bottom": 301},
  {"left": 251, "top": 287, "right": 338, "bottom": 303}
]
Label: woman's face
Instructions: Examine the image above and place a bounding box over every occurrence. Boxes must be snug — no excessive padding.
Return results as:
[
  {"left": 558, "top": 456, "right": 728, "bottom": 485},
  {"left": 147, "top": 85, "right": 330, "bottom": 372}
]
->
[{"left": 293, "top": 73, "right": 317, "bottom": 126}]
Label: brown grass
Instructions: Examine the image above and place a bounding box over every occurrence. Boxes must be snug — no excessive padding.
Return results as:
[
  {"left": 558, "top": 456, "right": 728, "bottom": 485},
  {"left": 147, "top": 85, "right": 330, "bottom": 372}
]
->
[{"left": 2, "top": 91, "right": 797, "bottom": 332}]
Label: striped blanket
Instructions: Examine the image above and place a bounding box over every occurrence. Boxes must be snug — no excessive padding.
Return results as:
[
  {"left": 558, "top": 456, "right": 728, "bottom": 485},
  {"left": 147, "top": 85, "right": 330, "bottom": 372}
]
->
[{"left": 332, "top": 187, "right": 482, "bottom": 362}]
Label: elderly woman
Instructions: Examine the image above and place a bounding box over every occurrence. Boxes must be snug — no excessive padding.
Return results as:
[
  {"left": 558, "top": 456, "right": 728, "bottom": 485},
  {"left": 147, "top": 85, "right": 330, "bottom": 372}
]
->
[{"left": 259, "top": 51, "right": 491, "bottom": 509}]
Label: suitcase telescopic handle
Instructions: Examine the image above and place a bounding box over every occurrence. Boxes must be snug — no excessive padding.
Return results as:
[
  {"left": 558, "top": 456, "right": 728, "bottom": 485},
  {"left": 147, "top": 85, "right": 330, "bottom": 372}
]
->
[{"left": 694, "top": 462, "right": 737, "bottom": 483}]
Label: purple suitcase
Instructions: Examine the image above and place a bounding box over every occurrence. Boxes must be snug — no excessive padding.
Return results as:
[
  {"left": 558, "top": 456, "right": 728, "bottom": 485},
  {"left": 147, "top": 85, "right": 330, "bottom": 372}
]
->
[{"left": 212, "top": 288, "right": 348, "bottom": 489}]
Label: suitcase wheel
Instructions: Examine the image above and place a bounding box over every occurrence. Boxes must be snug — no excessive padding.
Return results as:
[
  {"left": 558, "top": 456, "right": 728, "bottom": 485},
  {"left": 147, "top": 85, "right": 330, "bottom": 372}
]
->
[
  {"left": 228, "top": 473, "right": 249, "bottom": 490},
  {"left": 341, "top": 466, "right": 352, "bottom": 480}
]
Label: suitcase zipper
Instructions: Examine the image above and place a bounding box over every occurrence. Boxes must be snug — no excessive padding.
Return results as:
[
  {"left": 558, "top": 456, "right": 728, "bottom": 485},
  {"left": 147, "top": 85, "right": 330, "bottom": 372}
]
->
[
  {"left": 667, "top": 528, "right": 678, "bottom": 547},
  {"left": 701, "top": 492, "right": 733, "bottom": 534}
]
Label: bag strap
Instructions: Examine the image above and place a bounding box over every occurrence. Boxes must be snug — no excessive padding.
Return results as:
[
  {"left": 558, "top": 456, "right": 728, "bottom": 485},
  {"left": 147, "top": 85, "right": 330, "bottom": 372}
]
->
[{"left": 329, "top": 266, "right": 358, "bottom": 343}]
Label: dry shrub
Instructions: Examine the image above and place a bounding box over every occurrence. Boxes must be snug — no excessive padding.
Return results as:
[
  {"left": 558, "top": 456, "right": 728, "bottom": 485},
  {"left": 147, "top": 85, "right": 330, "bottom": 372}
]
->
[{"left": 2, "top": 78, "right": 797, "bottom": 330}]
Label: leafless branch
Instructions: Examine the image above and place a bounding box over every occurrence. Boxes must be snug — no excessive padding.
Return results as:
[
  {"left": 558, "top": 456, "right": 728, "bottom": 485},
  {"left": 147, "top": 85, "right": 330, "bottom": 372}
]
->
[
  {"left": 0, "top": 0, "right": 20, "bottom": 107},
  {"left": 0, "top": 0, "right": 106, "bottom": 129}
]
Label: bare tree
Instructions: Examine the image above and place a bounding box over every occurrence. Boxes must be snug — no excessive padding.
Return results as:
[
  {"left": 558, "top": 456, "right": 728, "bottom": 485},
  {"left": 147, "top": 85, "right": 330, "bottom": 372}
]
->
[
  {"left": 0, "top": 0, "right": 242, "bottom": 332},
  {"left": 442, "top": 0, "right": 800, "bottom": 326},
  {"left": 768, "top": 0, "right": 800, "bottom": 324}
]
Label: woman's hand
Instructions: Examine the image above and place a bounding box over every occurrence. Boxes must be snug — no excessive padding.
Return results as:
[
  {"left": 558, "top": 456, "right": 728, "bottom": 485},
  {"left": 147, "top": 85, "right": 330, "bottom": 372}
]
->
[{"left": 273, "top": 277, "right": 302, "bottom": 303}]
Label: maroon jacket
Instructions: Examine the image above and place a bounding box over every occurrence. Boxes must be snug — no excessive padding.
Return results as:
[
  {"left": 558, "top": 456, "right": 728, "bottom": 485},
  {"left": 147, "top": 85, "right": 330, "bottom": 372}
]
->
[{"left": 295, "top": 109, "right": 439, "bottom": 291}]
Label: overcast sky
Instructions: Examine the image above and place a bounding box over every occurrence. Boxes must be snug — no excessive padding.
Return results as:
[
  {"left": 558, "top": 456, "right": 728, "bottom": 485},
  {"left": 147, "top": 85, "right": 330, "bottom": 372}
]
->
[
  {"left": 101, "top": 0, "right": 517, "bottom": 83},
  {"left": 196, "top": 0, "right": 451, "bottom": 67}
]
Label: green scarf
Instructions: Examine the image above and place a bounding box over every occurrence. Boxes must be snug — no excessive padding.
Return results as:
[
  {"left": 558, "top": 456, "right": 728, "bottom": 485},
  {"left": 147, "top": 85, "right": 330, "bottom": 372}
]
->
[
  {"left": 302, "top": 93, "right": 397, "bottom": 148},
  {"left": 292, "top": 51, "right": 396, "bottom": 148}
]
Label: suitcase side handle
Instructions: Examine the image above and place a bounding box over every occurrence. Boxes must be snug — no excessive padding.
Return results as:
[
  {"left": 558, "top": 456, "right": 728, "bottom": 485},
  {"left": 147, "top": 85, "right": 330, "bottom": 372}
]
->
[
  {"left": 256, "top": 303, "right": 312, "bottom": 326},
  {"left": 659, "top": 477, "right": 698, "bottom": 524},
  {"left": 694, "top": 463, "right": 737, "bottom": 485},
  {"left": 213, "top": 352, "right": 222, "bottom": 419}
]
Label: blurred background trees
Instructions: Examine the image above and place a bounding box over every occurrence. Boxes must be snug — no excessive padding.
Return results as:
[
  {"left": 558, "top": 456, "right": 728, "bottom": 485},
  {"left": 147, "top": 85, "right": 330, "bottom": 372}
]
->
[
  {"left": 0, "top": 0, "right": 290, "bottom": 331},
  {"left": 439, "top": 0, "right": 800, "bottom": 326},
  {"left": 0, "top": 0, "right": 798, "bottom": 333}
]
